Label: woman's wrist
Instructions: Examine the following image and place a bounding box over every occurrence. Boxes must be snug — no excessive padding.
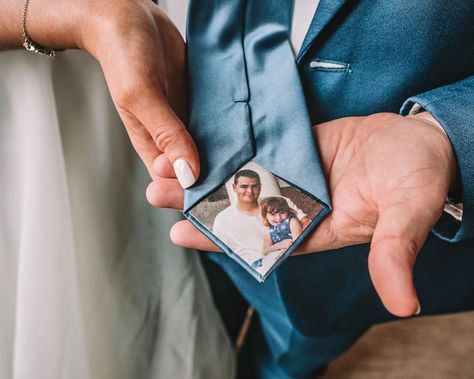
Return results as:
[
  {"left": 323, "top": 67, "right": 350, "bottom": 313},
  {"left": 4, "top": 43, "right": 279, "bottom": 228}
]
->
[
  {"left": 0, "top": 0, "right": 104, "bottom": 52},
  {"left": 0, "top": 0, "right": 166, "bottom": 61},
  {"left": 75, "top": 0, "right": 159, "bottom": 60},
  {"left": 0, "top": 1, "right": 26, "bottom": 49},
  {"left": 24, "top": 0, "right": 84, "bottom": 50}
]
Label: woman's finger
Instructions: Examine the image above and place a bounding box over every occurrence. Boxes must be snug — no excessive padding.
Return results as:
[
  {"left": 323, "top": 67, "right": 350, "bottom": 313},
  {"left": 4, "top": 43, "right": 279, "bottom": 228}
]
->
[
  {"left": 153, "top": 153, "right": 177, "bottom": 178},
  {"left": 139, "top": 99, "right": 200, "bottom": 189},
  {"left": 120, "top": 110, "right": 161, "bottom": 179},
  {"left": 146, "top": 178, "right": 184, "bottom": 209}
]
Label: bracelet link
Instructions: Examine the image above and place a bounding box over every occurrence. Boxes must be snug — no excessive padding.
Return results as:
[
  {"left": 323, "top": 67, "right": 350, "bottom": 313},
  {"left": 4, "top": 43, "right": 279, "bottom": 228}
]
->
[
  {"left": 22, "top": 0, "right": 59, "bottom": 58},
  {"left": 23, "top": 35, "right": 57, "bottom": 57}
]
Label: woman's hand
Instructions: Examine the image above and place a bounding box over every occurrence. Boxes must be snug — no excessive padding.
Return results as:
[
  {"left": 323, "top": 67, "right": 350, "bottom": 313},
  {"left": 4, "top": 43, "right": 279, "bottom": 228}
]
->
[
  {"left": 149, "top": 112, "right": 456, "bottom": 318},
  {"left": 0, "top": 0, "right": 199, "bottom": 187}
]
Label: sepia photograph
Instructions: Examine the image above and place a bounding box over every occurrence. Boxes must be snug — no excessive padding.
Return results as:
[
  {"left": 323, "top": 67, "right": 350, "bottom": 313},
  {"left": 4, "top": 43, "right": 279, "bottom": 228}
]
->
[{"left": 189, "top": 161, "right": 324, "bottom": 278}]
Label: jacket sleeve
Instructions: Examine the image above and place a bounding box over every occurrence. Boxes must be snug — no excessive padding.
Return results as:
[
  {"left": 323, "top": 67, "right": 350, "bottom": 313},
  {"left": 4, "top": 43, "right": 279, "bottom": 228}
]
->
[{"left": 400, "top": 75, "right": 474, "bottom": 242}]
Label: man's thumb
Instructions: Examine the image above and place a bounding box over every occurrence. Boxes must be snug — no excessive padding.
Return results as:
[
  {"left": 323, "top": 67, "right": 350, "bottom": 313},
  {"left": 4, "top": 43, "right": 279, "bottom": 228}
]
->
[{"left": 368, "top": 201, "right": 432, "bottom": 317}]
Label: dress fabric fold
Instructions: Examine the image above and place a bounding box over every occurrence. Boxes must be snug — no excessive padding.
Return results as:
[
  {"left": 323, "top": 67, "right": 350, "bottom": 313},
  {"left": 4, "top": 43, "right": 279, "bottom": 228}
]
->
[{"left": 0, "top": 50, "right": 234, "bottom": 379}]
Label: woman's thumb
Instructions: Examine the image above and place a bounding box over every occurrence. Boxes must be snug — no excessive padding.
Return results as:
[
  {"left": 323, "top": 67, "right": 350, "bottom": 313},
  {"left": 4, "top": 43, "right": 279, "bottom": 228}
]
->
[{"left": 145, "top": 101, "right": 200, "bottom": 188}]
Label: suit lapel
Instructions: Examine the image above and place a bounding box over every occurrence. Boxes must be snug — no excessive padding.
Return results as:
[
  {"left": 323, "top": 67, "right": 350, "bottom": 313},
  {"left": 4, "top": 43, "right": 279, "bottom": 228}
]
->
[{"left": 296, "top": 0, "right": 349, "bottom": 63}]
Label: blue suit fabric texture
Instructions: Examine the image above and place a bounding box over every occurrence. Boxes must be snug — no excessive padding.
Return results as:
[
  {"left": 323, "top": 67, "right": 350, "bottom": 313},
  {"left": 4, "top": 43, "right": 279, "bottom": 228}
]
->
[{"left": 186, "top": 1, "right": 474, "bottom": 378}]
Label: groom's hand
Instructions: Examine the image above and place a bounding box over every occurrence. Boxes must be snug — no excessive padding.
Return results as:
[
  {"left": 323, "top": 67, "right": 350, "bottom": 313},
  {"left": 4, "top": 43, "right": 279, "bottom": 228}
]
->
[
  {"left": 301, "top": 112, "right": 456, "bottom": 317},
  {"left": 148, "top": 112, "right": 456, "bottom": 318}
]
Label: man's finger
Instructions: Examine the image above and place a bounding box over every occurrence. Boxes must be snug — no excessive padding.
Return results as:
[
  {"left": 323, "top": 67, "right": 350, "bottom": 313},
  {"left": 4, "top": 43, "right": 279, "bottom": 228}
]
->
[
  {"left": 146, "top": 179, "right": 184, "bottom": 209},
  {"left": 170, "top": 220, "right": 221, "bottom": 252},
  {"left": 368, "top": 199, "right": 437, "bottom": 317}
]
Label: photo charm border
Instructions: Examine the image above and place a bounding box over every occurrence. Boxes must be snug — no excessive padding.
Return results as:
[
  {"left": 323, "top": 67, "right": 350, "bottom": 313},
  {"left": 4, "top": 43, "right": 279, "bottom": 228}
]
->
[{"left": 184, "top": 161, "right": 331, "bottom": 282}]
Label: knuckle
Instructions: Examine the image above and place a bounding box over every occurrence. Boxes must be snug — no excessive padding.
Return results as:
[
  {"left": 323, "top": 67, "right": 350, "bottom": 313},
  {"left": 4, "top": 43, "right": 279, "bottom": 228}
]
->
[
  {"left": 372, "top": 234, "right": 419, "bottom": 266},
  {"left": 403, "top": 238, "right": 420, "bottom": 262},
  {"left": 116, "top": 83, "right": 141, "bottom": 110},
  {"left": 154, "top": 126, "right": 186, "bottom": 153}
]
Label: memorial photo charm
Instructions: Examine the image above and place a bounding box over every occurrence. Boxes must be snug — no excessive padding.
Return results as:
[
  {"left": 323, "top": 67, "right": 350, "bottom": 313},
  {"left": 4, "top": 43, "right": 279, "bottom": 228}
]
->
[{"left": 188, "top": 161, "right": 324, "bottom": 281}]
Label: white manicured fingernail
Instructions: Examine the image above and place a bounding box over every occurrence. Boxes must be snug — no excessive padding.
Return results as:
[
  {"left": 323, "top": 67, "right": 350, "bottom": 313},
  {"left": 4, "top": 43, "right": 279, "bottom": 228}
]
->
[
  {"left": 173, "top": 158, "right": 196, "bottom": 189},
  {"left": 414, "top": 304, "right": 421, "bottom": 316}
]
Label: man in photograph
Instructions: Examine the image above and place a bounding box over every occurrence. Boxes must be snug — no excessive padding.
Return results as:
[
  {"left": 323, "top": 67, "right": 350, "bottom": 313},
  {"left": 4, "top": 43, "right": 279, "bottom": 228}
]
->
[
  {"left": 213, "top": 169, "right": 308, "bottom": 269},
  {"left": 213, "top": 169, "right": 265, "bottom": 266}
]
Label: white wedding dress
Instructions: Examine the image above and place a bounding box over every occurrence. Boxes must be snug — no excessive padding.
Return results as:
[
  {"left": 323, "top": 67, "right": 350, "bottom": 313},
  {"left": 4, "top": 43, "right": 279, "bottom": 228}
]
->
[{"left": 0, "top": 6, "right": 234, "bottom": 379}]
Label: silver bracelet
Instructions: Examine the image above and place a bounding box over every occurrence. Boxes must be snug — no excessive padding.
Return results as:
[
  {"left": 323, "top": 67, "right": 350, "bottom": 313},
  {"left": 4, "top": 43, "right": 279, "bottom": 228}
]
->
[{"left": 22, "top": 0, "right": 58, "bottom": 57}]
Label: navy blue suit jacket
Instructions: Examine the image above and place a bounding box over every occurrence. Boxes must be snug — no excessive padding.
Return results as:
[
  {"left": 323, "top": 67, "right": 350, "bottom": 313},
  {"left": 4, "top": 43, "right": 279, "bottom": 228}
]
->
[{"left": 210, "top": 0, "right": 474, "bottom": 338}]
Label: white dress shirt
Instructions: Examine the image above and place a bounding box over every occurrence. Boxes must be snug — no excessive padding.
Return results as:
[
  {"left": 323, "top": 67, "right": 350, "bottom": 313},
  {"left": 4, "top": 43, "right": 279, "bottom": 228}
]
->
[{"left": 160, "top": 0, "right": 321, "bottom": 54}]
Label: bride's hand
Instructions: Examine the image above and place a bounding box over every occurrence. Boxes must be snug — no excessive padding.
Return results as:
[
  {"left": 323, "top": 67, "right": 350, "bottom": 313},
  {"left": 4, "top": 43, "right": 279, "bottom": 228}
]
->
[{"left": 1, "top": 0, "right": 199, "bottom": 187}]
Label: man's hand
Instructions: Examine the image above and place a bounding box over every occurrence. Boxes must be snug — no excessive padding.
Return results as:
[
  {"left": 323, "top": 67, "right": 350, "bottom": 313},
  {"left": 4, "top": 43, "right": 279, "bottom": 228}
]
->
[
  {"left": 301, "top": 112, "right": 455, "bottom": 317},
  {"left": 0, "top": 0, "right": 200, "bottom": 187},
  {"left": 148, "top": 112, "right": 456, "bottom": 318},
  {"left": 270, "top": 239, "right": 293, "bottom": 252}
]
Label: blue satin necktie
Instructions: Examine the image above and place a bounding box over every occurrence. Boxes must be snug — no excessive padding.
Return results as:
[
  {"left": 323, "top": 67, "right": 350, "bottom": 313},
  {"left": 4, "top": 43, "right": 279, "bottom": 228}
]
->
[{"left": 184, "top": 0, "right": 331, "bottom": 280}]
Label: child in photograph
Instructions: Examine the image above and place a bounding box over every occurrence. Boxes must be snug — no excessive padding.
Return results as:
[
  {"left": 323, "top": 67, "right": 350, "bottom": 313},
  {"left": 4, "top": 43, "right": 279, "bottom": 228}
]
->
[{"left": 260, "top": 197, "right": 303, "bottom": 254}]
